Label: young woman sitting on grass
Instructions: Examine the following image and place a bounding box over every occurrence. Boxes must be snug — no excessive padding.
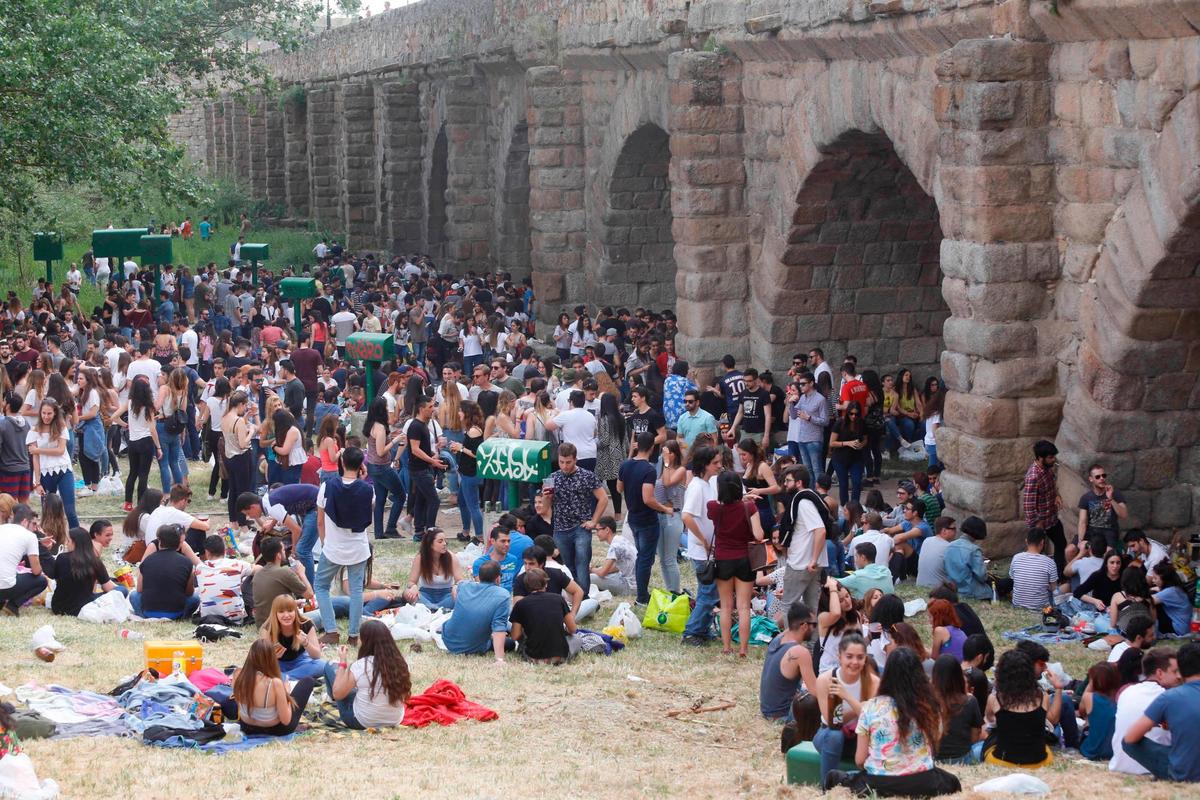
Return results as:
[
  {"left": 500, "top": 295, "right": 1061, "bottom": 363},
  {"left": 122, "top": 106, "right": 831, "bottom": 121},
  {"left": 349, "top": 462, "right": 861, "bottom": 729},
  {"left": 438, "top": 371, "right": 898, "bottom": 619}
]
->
[
  {"left": 260, "top": 594, "right": 328, "bottom": 680},
  {"left": 323, "top": 619, "right": 411, "bottom": 729},
  {"left": 1078, "top": 661, "right": 1120, "bottom": 761},
  {"left": 811, "top": 633, "right": 878, "bottom": 784},
  {"left": 824, "top": 646, "right": 961, "bottom": 796},
  {"left": 982, "top": 649, "right": 1064, "bottom": 767},
  {"left": 930, "top": 653, "right": 984, "bottom": 764},
  {"left": 224, "top": 639, "right": 315, "bottom": 736}
]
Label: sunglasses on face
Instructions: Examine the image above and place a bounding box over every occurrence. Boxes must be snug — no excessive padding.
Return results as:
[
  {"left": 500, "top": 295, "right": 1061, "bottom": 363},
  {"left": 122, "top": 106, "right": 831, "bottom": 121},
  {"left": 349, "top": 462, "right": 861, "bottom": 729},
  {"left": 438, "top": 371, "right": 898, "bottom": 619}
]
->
[{"left": 1091, "top": 473, "right": 1107, "bottom": 480}]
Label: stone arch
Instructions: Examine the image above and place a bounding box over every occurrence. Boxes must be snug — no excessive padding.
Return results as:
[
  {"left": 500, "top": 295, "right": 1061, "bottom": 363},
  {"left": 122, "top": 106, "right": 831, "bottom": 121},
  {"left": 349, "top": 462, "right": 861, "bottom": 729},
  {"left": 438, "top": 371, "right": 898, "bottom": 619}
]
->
[
  {"left": 750, "top": 61, "right": 943, "bottom": 368},
  {"left": 598, "top": 123, "right": 676, "bottom": 308},
  {"left": 427, "top": 124, "right": 449, "bottom": 258},
  {"left": 760, "top": 128, "right": 947, "bottom": 377},
  {"left": 1057, "top": 89, "right": 1200, "bottom": 535},
  {"left": 495, "top": 121, "right": 532, "bottom": 276}
]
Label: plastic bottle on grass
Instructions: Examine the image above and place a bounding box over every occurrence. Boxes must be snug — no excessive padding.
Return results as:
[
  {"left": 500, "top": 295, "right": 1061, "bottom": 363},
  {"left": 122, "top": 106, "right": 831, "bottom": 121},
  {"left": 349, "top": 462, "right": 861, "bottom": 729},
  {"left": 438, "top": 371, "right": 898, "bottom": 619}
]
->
[{"left": 117, "top": 628, "right": 144, "bottom": 640}]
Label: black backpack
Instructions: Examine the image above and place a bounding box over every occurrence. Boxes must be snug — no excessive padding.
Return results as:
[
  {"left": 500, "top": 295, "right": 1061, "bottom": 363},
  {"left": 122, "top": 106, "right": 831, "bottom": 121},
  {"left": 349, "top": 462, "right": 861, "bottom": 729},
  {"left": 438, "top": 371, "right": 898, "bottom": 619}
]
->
[{"left": 779, "top": 489, "right": 838, "bottom": 550}]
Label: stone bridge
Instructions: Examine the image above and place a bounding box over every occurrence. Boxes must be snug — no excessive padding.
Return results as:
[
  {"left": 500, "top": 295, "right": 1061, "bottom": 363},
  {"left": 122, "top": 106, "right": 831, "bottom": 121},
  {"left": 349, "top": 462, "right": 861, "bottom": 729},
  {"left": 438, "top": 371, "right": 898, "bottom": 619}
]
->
[{"left": 170, "top": 0, "right": 1200, "bottom": 549}]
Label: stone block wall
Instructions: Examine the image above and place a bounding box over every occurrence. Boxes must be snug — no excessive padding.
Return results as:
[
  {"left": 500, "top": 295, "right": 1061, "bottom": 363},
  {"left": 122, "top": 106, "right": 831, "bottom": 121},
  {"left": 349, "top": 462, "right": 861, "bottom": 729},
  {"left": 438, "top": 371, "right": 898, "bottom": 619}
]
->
[{"left": 171, "top": 0, "right": 1200, "bottom": 546}]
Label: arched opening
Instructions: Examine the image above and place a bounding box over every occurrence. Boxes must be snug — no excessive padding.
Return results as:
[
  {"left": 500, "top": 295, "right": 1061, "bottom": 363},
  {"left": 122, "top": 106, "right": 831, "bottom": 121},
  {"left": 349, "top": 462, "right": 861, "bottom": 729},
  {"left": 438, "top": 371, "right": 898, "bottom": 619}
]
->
[
  {"left": 779, "top": 130, "right": 947, "bottom": 378},
  {"left": 496, "top": 122, "right": 531, "bottom": 277},
  {"left": 427, "top": 125, "right": 448, "bottom": 259},
  {"left": 599, "top": 123, "right": 675, "bottom": 309}
]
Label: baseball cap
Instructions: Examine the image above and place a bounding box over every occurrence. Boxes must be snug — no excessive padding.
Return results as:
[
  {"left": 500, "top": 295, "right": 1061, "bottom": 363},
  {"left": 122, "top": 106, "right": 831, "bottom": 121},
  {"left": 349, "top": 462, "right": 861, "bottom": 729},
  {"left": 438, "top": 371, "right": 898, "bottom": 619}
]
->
[{"left": 606, "top": 328, "right": 617, "bottom": 336}]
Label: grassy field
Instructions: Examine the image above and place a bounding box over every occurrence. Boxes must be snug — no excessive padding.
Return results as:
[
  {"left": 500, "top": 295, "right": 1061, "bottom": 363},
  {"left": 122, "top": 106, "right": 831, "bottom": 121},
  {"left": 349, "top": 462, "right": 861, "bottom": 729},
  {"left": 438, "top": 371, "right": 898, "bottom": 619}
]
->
[
  {"left": 2, "top": 461, "right": 1195, "bottom": 799},
  {"left": 1, "top": 226, "right": 322, "bottom": 311}
]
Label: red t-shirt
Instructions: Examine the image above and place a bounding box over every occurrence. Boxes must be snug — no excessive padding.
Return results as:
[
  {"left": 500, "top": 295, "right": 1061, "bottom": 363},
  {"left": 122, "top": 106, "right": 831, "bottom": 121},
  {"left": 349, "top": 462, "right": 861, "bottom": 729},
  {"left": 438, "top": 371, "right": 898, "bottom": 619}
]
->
[
  {"left": 707, "top": 499, "right": 758, "bottom": 561},
  {"left": 839, "top": 378, "right": 870, "bottom": 413}
]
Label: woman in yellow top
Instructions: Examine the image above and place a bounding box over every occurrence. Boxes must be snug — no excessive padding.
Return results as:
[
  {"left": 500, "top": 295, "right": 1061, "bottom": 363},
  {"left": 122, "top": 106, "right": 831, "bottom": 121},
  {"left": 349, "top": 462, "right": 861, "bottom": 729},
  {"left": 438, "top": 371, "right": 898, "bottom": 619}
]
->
[{"left": 891, "top": 369, "right": 923, "bottom": 447}]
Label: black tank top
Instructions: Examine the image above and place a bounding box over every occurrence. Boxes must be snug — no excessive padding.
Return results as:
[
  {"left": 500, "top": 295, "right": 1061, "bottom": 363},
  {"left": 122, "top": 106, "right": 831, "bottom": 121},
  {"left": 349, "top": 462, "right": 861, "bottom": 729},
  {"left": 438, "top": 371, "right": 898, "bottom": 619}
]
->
[
  {"left": 986, "top": 707, "right": 1049, "bottom": 764},
  {"left": 458, "top": 432, "right": 483, "bottom": 477}
]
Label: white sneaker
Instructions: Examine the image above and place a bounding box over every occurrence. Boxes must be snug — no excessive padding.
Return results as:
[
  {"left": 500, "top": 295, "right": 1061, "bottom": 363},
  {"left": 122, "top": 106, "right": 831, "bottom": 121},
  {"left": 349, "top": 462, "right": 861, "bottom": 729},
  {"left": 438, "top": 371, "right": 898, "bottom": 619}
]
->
[
  {"left": 207, "top": 494, "right": 217, "bottom": 501},
  {"left": 76, "top": 487, "right": 94, "bottom": 497}
]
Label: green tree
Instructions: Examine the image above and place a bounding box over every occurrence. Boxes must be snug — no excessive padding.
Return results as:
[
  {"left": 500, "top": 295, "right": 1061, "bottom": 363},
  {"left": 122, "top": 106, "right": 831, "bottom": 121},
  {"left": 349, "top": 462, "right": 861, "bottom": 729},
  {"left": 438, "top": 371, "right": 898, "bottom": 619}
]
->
[{"left": 0, "top": 0, "right": 355, "bottom": 219}]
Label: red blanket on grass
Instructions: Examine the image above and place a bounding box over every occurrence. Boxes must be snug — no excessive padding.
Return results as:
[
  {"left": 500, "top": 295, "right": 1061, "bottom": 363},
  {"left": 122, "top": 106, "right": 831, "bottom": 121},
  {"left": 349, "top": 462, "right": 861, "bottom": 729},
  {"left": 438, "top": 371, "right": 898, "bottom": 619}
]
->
[{"left": 402, "top": 679, "right": 498, "bottom": 728}]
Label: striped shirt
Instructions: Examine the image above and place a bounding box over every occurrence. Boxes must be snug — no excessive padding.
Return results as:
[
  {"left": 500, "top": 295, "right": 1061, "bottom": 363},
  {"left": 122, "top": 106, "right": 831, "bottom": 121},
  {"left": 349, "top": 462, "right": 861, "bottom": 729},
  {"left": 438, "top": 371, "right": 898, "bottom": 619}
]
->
[{"left": 1009, "top": 551, "right": 1058, "bottom": 610}]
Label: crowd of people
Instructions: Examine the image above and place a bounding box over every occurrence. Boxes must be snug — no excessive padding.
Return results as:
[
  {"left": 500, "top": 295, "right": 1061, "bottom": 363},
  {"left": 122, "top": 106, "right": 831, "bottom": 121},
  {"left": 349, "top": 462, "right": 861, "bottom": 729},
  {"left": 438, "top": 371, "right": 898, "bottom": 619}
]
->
[{"left": 0, "top": 224, "right": 1196, "bottom": 791}]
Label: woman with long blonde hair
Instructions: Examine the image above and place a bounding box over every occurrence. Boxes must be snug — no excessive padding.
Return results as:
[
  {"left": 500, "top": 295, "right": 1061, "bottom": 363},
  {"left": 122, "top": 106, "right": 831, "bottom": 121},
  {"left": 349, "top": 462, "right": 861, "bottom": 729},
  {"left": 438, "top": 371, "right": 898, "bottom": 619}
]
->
[
  {"left": 259, "top": 594, "right": 326, "bottom": 679},
  {"left": 258, "top": 393, "right": 282, "bottom": 482},
  {"left": 155, "top": 368, "right": 190, "bottom": 491},
  {"left": 19, "top": 369, "right": 46, "bottom": 422}
]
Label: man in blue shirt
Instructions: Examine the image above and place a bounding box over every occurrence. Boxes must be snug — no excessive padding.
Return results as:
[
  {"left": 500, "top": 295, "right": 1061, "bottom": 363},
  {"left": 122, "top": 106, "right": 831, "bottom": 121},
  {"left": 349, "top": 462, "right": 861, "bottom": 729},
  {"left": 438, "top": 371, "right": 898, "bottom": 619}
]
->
[
  {"left": 471, "top": 528, "right": 520, "bottom": 592},
  {"left": 942, "top": 516, "right": 993, "bottom": 600},
  {"left": 442, "top": 560, "right": 512, "bottom": 662},
  {"left": 676, "top": 388, "right": 718, "bottom": 448},
  {"left": 1124, "top": 642, "right": 1200, "bottom": 782},
  {"left": 617, "top": 432, "right": 674, "bottom": 604}
]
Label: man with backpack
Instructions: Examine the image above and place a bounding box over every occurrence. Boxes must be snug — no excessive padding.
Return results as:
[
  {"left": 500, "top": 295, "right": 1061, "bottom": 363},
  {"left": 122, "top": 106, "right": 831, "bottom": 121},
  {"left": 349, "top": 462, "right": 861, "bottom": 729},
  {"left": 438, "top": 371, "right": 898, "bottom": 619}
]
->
[{"left": 778, "top": 464, "right": 832, "bottom": 611}]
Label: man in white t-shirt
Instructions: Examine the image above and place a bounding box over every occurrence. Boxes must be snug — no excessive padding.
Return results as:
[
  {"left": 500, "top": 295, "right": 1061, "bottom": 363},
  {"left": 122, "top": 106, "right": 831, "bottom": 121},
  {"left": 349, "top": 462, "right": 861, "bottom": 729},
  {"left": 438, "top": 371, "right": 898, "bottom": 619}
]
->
[
  {"left": 545, "top": 390, "right": 598, "bottom": 469},
  {"left": 0, "top": 506, "right": 47, "bottom": 616},
  {"left": 123, "top": 258, "right": 138, "bottom": 280},
  {"left": 313, "top": 448, "right": 374, "bottom": 645},
  {"left": 590, "top": 516, "right": 636, "bottom": 595},
  {"left": 127, "top": 343, "right": 163, "bottom": 388},
  {"left": 330, "top": 302, "right": 358, "bottom": 350},
  {"left": 144, "top": 485, "right": 207, "bottom": 560},
  {"left": 681, "top": 446, "right": 723, "bottom": 645},
  {"left": 105, "top": 336, "right": 127, "bottom": 374},
  {"left": 781, "top": 464, "right": 828, "bottom": 612},
  {"left": 1110, "top": 648, "right": 1180, "bottom": 775},
  {"left": 66, "top": 264, "right": 83, "bottom": 293},
  {"left": 852, "top": 512, "right": 894, "bottom": 566},
  {"left": 177, "top": 321, "right": 199, "bottom": 367}
]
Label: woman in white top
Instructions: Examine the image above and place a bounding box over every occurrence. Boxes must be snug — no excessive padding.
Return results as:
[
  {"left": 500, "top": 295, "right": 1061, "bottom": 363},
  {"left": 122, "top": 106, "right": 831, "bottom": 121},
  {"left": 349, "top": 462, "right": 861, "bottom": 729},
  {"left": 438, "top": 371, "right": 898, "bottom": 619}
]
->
[
  {"left": 552, "top": 312, "right": 572, "bottom": 362},
  {"left": 270, "top": 408, "right": 305, "bottom": 485},
  {"left": 26, "top": 398, "right": 80, "bottom": 527},
  {"left": 115, "top": 378, "right": 162, "bottom": 510},
  {"left": 571, "top": 316, "right": 596, "bottom": 356},
  {"left": 921, "top": 378, "right": 944, "bottom": 470},
  {"left": 155, "top": 367, "right": 190, "bottom": 492},
  {"left": 323, "top": 619, "right": 411, "bottom": 730},
  {"left": 816, "top": 576, "right": 866, "bottom": 673},
  {"left": 402, "top": 529, "right": 464, "bottom": 610},
  {"left": 459, "top": 317, "right": 484, "bottom": 376},
  {"left": 812, "top": 633, "right": 878, "bottom": 784},
  {"left": 222, "top": 391, "right": 255, "bottom": 525},
  {"left": 75, "top": 368, "right": 105, "bottom": 495},
  {"left": 198, "top": 377, "right": 231, "bottom": 501},
  {"left": 20, "top": 369, "right": 46, "bottom": 422}
]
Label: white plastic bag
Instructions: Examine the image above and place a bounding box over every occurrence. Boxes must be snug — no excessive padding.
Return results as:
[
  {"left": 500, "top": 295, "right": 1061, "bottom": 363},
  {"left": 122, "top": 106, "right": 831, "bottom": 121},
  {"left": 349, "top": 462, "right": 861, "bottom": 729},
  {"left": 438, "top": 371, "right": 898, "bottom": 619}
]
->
[
  {"left": 456, "top": 543, "right": 483, "bottom": 571},
  {"left": 587, "top": 584, "right": 613, "bottom": 603},
  {"left": 973, "top": 775, "right": 1050, "bottom": 795},
  {"left": 607, "top": 602, "right": 642, "bottom": 639},
  {"left": 903, "top": 598, "right": 927, "bottom": 617},
  {"left": 30, "top": 625, "right": 65, "bottom": 654},
  {"left": 78, "top": 589, "right": 133, "bottom": 624},
  {"left": 0, "top": 752, "right": 60, "bottom": 799}
]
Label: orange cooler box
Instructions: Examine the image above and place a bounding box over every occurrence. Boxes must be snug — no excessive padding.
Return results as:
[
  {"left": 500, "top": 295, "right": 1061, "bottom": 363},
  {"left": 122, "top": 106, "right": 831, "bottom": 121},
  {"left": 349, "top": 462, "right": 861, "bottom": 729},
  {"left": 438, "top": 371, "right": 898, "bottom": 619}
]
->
[{"left": 144, "top": 640, "right": 203, "bottom": 676}]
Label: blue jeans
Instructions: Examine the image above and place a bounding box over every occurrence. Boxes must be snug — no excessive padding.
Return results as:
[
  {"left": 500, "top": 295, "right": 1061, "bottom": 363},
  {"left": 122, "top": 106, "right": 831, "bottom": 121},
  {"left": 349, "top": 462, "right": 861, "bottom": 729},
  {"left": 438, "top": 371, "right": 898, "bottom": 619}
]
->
[
  {"left": 790, "top": 440, "right": 823, "bottom": 484},
  {"left": 278, "top": 652, "right": 328, "bottom": 680},
  {"left": 39, "top": 470, "right": 79, "bottom": 528},
  {"left": 683, "top": 559, "right": 718, "bottom": 639},
  {"left": 268, "top": 462, "right": 302, "bottom": 485},
  {"left": 463, "top": 353, "right": 483, "bottom": 376},
  {"left": 457, "top": 474, "right": 484, "bottom": 539},
  {"left": 826, "top": 538, "right": 846, "bottom": 578},
  {"left": 130, "top": 591, "right": 199, "bottom": 620},
  {"left": 418, "top": 587, "right": 454, "bottom": 610},
  {"left": 883, "top": 417, "right": 903, "bottom": 452},
  {"left": 657, "top": 512, "right": 683, "bottom": 594},
  {"left": 315, "top": 555, "right": 368, "bottom": 636},
  {"left": 322, "top": 662, "right": 365, "bottom": 729},
  {"left": 409, "top": 469, "right": 438, "bottom": 533},
  {"left": 813, "top": 725, "right": 855, "bottom": 782},
  {"left": 1122, "top": 738, "right": 1170, "bottom": 780},
  {"left": 365, "top": 595, "right": 403, "bottom": 615},
  {"left": 832, "top": 460, "right": 863, "bottom": 507},
  {"left": 367, "top": 462, "right": 405, "bottom": 538},
  {"left": 294, "top": 510, "right": 319, "bottom": 587},
  {"left": 926, "top": 443, "right": 941, "bottom": 469},
  {"left": 155, "top": 422, "right": 187, "bottom": 492},
  {"left": 554, "top": 526, "right": 593, "bottom": 597},
  {"left": 629, "top": 519, "right": 660, "bottom": 604}
]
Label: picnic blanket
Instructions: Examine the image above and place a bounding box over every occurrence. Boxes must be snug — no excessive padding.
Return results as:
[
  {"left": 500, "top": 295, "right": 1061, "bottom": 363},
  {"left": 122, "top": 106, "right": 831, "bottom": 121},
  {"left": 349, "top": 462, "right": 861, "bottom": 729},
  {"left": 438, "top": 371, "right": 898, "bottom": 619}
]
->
[
  {"left": 144, "top": 730, "right": 307, "bottom": 754},
  {"left": 1002, "top": 625, "right": 1085, "bottom": 645}
]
